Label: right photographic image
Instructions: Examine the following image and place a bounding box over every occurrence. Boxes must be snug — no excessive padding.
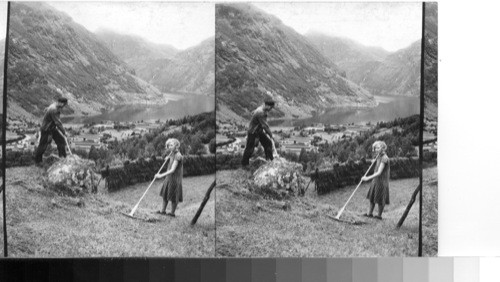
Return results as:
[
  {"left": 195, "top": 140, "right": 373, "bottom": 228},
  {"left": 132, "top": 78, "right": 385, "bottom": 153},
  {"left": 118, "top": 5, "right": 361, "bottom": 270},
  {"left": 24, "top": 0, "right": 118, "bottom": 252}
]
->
[
  {"left": 422, "top": 2, "right": 438, "bottom": 257},
  {"left": 215, "top": 2, "right": 437, "bottom": 257}
]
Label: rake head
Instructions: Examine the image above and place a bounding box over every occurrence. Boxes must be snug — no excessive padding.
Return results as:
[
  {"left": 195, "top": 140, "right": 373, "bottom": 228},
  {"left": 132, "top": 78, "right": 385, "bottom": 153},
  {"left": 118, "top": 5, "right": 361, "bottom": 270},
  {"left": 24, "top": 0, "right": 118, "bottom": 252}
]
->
[
  {"left": 327, "top": 214, "right": 366, "bottom": 225},
  {"left": 120, "top": 211, "right": 161, "bottom": 223}
]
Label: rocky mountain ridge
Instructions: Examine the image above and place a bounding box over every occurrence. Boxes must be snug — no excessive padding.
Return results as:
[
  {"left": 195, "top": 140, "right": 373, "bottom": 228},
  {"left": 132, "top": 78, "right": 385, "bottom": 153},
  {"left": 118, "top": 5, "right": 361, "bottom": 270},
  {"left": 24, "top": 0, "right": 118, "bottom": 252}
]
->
[
  {"left": 306, "top": 32, "right": 421, "bottom": 97},
  {"left": 424, "top": 3, "right": 438, "bottom": 121},
  {"left": 146, "top": 37, "right": 215, "bottom": 95},
  {"left": 96, "top": 30, "right": 215, "bottom": 95}
]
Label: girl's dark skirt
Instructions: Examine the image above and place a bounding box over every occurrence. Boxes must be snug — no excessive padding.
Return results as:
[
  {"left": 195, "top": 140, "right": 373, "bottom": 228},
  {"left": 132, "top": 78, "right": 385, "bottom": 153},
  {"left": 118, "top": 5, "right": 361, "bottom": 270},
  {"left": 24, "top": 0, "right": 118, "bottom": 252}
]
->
[
  {"left": 160, "top": 177, "right": 183, "bottom": 203},
  {"left": 366, "top": 181, "right": 389, "bottom": 206}
]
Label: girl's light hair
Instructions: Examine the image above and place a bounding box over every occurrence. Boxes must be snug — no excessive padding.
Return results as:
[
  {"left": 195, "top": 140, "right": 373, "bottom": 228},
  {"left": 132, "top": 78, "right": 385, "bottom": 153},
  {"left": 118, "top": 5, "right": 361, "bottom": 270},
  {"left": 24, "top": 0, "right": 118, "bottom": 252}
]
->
[
  {"left": 165, "top": 138, "right": 180, "bottom": 151},
  {"left": 372, "top": 140, "right": 387, "bottom": 152}
]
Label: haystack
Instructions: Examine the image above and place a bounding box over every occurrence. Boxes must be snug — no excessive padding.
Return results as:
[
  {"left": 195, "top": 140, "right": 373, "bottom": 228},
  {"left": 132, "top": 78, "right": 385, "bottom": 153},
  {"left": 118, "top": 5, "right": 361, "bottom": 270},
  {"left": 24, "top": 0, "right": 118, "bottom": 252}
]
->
[
  {"left": 253, "top": 157, "right": 306, "bottom": 198},
  {"left": 46, "top": 155, "right": 98, "bottom": 195}
]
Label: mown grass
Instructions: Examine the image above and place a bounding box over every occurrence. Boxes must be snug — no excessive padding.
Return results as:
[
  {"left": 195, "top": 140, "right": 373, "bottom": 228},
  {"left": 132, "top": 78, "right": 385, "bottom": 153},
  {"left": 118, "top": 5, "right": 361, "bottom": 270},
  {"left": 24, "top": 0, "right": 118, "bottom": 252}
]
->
[
  {"left": 422, "top": 166, "right": 438, "bottom": 256},
  {"left": 216, "top": 169, "right": 424, "bottom": 257},
  {"left": 1, "top": 167, "right": 215, "bottom": 257},
  {"left": 0, "top": 165, "right": 437, "bottom": 257}
]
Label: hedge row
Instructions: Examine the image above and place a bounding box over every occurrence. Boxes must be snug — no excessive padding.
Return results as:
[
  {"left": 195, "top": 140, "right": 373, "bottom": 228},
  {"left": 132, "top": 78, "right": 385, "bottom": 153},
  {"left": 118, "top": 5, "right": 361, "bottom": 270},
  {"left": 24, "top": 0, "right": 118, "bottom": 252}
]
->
[
  {"left": 2, "top": 134, "right": 26, "bottom": 145},
  {"left": 106, "top": 154, "right": 215, "bottom": 192},
  {"left": 314, "top": 157, "right": 420, "bottom": 195},
  {"left": 216, "top": 153, "right": 243, "bottom": 170},
  {"left": 4, "top": 150, "right": 35, "bottom": 167},
  {"left": 216, "top": 137, "right": 236, "bottom": 147}
]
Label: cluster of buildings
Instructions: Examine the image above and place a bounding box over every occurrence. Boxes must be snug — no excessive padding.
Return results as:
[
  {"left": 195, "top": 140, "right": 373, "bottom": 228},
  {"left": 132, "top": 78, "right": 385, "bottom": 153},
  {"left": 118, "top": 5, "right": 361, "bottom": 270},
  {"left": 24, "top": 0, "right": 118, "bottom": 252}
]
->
[
  {"left": 423, "top": 140, "right": 438, "bottom": 153},
  {"left": 217, "top": 122, "right": 344, "bottom": 155},
  {"left": 69, "top": 133, "right": 105, "bottom": 151},
  {"left": 216, "top": 120, "right": 374, "bottom": 156},
  {"left": 279, "top": 142, "right": 317, "bottom": 154},
  {"left": 217, "top": 137, "right": 318, "bottom": 155},
  {"left": 5, "top": 119, "right": 164, "bottom": 153},
  {"left": 6, "top": 130, "right": 106, "bottom": 153},
  {"left": 6, "top": 134, "right": 37, "bottom": 152}
]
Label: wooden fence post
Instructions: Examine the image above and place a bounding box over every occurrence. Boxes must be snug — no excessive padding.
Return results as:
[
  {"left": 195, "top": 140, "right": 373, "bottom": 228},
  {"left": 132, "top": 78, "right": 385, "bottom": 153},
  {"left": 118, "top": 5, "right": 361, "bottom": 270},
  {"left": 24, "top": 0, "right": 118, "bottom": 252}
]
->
[
  {"left": 191, "top": 180, "right": 216, "bottom": 226},
  {"left": 397, "top": 184, "right": 421, "bottom": 228}
]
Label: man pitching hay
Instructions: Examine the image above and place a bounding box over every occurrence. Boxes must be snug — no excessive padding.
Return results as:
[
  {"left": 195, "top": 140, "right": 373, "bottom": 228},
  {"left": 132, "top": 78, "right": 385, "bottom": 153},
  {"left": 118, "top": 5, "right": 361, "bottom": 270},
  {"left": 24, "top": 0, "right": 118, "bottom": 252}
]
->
[
  {"left": 34, "top": 97, "right": 69, "bottom": 165},
  {"left": 241, "top": 99, "right": 276, "bottom": 167}
]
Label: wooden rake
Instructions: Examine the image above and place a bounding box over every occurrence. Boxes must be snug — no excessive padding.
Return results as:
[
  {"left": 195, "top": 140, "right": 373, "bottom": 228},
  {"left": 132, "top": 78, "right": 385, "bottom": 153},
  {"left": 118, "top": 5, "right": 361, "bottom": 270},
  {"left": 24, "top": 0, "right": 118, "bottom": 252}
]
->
[
  {"left": 121, "top": 151, "right": 173, "bottom": 220},
  {"left": 56, "top": 128, "right": 72, "bottom": 155},
  {"left": 331, "top": 152, "right": 380, "bottom": 224}
]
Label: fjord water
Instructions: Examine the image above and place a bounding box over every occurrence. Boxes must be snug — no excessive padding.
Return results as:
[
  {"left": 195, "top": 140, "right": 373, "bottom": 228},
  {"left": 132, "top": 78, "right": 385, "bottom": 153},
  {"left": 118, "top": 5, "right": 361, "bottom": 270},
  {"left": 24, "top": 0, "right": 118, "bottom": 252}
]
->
[
  {"left": 295, "top": 95, "right": 419, "bottom": 126},
  {"left": 62, "top": 94, "right": 215, "bottom": 123}
]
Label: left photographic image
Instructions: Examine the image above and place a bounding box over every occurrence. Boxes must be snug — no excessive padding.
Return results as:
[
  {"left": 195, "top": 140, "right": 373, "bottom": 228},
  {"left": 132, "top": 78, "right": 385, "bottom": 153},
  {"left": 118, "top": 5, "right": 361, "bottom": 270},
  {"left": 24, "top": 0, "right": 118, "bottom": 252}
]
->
[
  {"left": 0, "top": 1, "right": 7, "bottom": 257},
  {"left": 3, "top": 2, "right": 215, "bottom": 257}
]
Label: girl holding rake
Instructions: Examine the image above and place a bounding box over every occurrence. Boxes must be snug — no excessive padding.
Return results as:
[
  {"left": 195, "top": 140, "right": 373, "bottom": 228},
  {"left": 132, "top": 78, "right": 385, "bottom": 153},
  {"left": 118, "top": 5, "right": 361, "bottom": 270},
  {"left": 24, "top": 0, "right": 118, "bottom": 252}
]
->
[
  {"left": 362, "top": 140, "right": 390, "bottom": 220},
  {"left": 155, "top": 138, "right": 184, "bottom": 217}
]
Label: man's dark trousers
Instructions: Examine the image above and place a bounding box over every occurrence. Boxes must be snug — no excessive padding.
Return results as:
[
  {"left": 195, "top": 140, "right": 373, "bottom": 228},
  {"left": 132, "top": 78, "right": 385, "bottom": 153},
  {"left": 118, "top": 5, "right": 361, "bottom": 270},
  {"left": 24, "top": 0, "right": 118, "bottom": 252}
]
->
[
  {"left": 241, "top": 131, "right": 274, "bottom": 166},
  {"left": 34, "top": 129, "right": 67, "bottom": 163}
]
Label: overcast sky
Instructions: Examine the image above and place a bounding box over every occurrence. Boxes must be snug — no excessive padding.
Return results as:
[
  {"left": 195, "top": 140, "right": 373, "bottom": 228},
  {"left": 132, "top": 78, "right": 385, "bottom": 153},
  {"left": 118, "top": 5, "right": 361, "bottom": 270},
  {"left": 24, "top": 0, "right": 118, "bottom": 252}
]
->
[
  {"left": 48, "top": 2, "right": 214, "bottom": 50},
  {"left": 0, "top": 2, "right": 7, "bottom": 40},
  {"left": 254, "top": 2, "right": 422, "bottom": 52}
]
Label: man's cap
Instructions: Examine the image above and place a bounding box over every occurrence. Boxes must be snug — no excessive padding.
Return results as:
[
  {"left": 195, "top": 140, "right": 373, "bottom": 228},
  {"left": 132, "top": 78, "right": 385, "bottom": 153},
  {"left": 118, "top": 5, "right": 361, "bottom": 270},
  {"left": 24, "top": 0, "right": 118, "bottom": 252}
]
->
[
  {"left": 58, "top": 97, "right": 68, "bottom": 104},
  {"left": 264, "top": 99, "right": 275, "bottom": 107}
]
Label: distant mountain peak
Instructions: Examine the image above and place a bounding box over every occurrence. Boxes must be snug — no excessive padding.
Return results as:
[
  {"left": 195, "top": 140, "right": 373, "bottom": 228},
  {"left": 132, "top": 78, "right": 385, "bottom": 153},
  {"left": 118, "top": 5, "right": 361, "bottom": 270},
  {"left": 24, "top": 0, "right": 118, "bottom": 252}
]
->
[
  {"left": 95, "top": 27, "right": 179, "bottom": 53},
  {"left": 306, "top": 32, "right": 420, "bottom": 97},
  {"left": 97, "top": 30, "right": 214, "bottom": 95}
]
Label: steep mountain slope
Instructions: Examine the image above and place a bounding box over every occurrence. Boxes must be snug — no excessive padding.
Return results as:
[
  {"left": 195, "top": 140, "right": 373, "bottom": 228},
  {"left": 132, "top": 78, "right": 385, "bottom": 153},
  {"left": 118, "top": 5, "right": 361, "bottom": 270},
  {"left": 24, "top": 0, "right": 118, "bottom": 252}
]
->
[
  {"left": 148, "top": 37, "right": 215, "bottom": 95},
  {"left": 216, "top": 3, "right": 375, "bottom": 121},
  {"left": 0, "top": 39, "right": 3, "bottom": 109},
  {"left": 95, "top": 28, "right": 178, "bottom": 75},
  {"left": 7, "top": 2, "right": 163, "bottom": 120},
  {"left": 0, "top": 38, "right": 4, "bottom": 76},
  {"left": 305, "top": 32, "right": 389, "bottom": 83},
  {"left": 307, "top": 32, "right": 421, "bottom": 97},
  {"left": 95, "top": 28, "right": 178, "bottom": 60},
  {"left": 360, "top": 40, "right": 421, "bottom": 97},
  {"left": 424, "top": 3, "right": 438, "bottom": 121},
  {"left": 97, "top": 30, "right": 214, "bottom": 95}
]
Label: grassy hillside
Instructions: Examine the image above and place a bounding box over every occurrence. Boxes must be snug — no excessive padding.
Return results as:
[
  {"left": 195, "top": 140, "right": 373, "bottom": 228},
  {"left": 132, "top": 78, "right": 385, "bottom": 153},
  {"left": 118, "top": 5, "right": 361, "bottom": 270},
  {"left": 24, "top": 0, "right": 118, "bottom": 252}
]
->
[
  {"left": 216, "top": 169, "right": 421, "bottom": 257},
  {"left": 422, "top": 166, "right": 438, "bottom": 256},
  {"left": 104, "top": 111, "right": 216, "bottom": 163},
  {"left": 2, "top": 166, "right": 215, "bottom": 257}
]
